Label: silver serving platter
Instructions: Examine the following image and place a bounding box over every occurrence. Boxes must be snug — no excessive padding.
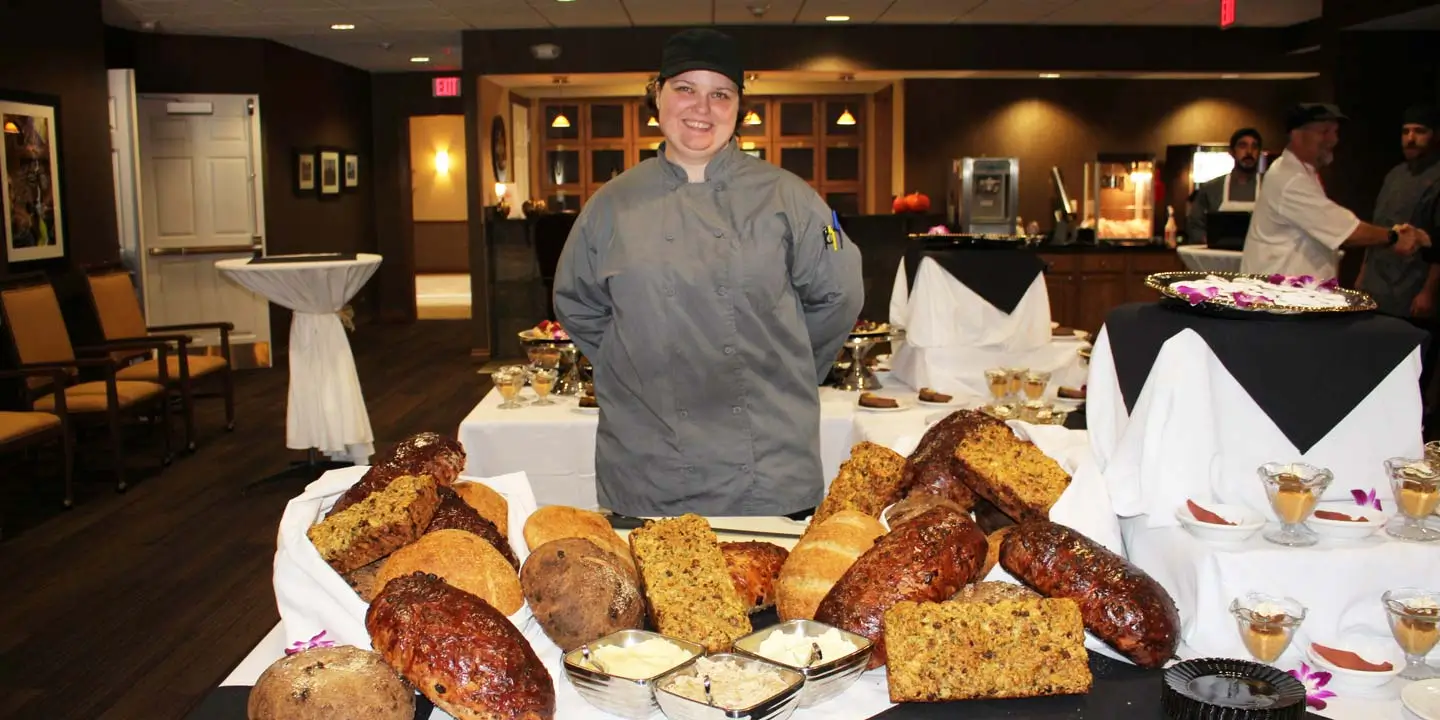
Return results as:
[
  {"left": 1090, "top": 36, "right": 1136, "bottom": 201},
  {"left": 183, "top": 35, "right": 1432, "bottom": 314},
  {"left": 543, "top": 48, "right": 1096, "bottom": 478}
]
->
[
  {"left": 654, "top": 652, "right": 805, "bottom": 720},
  {"left": 563, "top": 629, "right": 706, "bottom": 719},
  {"left": 730, "top": 620, "right": 873, "bottom": 708}
]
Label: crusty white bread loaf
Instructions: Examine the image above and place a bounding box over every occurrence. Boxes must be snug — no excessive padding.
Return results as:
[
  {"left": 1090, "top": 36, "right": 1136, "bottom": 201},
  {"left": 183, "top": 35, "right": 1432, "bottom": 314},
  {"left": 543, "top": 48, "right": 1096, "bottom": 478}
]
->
[
  {"left": 451, "top": 480, "right": 510, "bottom": 537},
  {"left": 373, "top": 529, "right": 524, "bottom": 615},
  {"left": 776, "top": 510, "right": 886, "bottom": 622},
  {"left": 523, "top": 505, "right": 636, "bottom": 580}
]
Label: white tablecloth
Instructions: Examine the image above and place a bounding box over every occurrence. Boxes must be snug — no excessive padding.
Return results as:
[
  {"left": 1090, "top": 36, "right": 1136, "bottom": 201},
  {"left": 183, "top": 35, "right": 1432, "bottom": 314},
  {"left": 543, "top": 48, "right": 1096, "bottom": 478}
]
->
[
  {"left": 217, "top": 254, "right": 381, "bottom": 463},
  {"left": 1176, "top": 245, "right": 1244, "bottom": 273}
]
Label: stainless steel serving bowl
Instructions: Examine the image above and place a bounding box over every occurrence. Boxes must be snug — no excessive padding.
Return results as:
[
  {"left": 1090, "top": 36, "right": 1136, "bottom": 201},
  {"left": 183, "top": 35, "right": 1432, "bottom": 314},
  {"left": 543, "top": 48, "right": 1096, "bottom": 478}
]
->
[
  {"left": 730, "top": 620, "right": 873, "bottom": 708},
  {"left": 562, "top": 629, "right": 706, "bottom": 719},
  {"left": 654, "top": 652, "right": 805, "bottom": 720}
]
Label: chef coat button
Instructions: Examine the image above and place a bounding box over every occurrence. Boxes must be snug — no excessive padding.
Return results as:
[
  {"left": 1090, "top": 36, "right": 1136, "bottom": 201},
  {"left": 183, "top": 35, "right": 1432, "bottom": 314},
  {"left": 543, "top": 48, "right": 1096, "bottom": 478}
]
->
[
  {"left": 716, "top": 286, "right": 728, "bottom": 296},
  {"left": 665, "top": 234, "right": 674, "bottom": 242},
  {"left": 741, "top": 464, "right": 750, "bottom": 472},
  {"left": 682, "top": 465, "right": 692, "bottom": 473},
  {"left": 731, "top": 406, "right": 742, "bottom": 415},
  {"left": 665, "top": 286, "right": 675, "bottom": 296},
  {"left": 723, "top": 346, "right": 735, "bottom": 355},
  {"left": 713, "top": 230, "right": 724, "bottom": 238},
  {"left": 679, "top": 410, "right": 689, "bottom": 419}
]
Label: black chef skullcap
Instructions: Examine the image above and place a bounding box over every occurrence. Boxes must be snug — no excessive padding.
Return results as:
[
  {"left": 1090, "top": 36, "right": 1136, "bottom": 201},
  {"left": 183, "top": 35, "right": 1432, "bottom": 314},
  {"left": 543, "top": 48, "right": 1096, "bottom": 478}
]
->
[
  {"left": 1286, "top": 103, "right": 1347, "bottom": 131},
  {"left": 1403, "top": 104, "right": 1439, "bottom": 131},
  {"left": 658, "top": 29, "right": 745, "bottom": 91},
  {"left": 1229, "top": 128, "right": 1262, "bottom": 149}
]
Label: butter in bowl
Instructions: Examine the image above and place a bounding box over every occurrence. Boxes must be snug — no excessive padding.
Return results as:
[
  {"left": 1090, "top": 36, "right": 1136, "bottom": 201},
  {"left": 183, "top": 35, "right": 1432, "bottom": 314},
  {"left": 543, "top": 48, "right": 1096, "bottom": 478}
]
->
[
  {"left": 655, "top": 652, "right": 805, "bottom": 720},
  {"left": 731, "top": 619, "right": 873, "bottom": 708},
  {"left": 563, "top": 629, "right": 705, "bottom": 719}
]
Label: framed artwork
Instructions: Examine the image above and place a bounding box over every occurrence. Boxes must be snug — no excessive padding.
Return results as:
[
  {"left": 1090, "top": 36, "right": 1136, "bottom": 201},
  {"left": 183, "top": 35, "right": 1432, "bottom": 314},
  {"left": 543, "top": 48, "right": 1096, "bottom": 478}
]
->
[
  {"left": 343, "top": 152, "right": 359, "bottom": 190},
  {"left": 294, "top": 149, "right": 315, "bottom": 195},
  {"left": 317, "top": 147, "right": 342, "bottom": 198},
  {"left": 1, "top": 91, "right": 66, "bottom": 263},
  {"left": 490, "top": 115, "right": 509, "bottom": 183}
]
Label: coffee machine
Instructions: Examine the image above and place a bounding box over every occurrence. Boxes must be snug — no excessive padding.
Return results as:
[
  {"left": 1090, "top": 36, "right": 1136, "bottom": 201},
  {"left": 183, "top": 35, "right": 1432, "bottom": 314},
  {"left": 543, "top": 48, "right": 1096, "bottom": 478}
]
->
[{"left": 947, "top": 157, "right": 1020, "bottom": 236}]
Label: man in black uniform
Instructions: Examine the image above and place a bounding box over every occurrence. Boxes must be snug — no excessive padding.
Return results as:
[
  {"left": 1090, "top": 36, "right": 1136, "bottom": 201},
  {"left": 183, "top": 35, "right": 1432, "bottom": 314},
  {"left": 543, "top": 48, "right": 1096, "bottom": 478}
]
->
[{"left": 1186, "top": 128, "right": 1263, "bottom": 245}]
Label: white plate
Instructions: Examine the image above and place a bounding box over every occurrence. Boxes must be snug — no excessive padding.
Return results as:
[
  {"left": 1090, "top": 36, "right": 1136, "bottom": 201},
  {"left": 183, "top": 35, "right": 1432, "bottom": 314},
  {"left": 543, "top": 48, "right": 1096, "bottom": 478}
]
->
[
  {"left": 1073, "top": 329, "right": 1092, "bottom": 342},
  {"left": 1310, "top": 501, "right": 1387, "bottom": 541},
  {"left": 1175, "top": 501, "right": 1265, "bottom": 543},
  {"left": 856, "top": 399, "right": 912, "bottom": 413},
  {"left": 1304, "top": 637, "right": 1404, "bottom": 690},
  {"left": 1403, "top": 679, "right": 1440, "bottom": 720}
]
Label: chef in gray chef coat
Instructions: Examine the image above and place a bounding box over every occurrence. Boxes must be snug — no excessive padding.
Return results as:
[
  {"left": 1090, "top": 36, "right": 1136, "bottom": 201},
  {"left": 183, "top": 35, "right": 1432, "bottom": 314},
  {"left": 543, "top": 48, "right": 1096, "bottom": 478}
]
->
[
  {"left": 1359, "top": 105, "right": 1440, "bottom": 319},
  {"left": 1185, "top": 128, "right": 1263, "bottom": 245},
  {"left": 553, "top": 28, "right": 864, "bottom": 517}
]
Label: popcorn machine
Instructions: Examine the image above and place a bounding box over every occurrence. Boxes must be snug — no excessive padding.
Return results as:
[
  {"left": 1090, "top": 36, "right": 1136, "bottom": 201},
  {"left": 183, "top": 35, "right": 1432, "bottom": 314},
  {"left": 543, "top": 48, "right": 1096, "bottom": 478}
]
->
[{"left": 1083, "top": 153, "right": 1158, "bottom": 244}]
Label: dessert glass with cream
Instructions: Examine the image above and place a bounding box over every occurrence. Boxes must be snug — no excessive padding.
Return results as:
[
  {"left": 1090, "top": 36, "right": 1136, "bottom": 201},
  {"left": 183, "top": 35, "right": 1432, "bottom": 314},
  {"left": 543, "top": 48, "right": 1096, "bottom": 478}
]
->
[
  {"left": 985, "top": 369, "right": 1009, "bottom": 403},
  {"left": 530, "top": 367, "right": 558, "bottom": 406},
  {"left": 1384, "top": 457, "right": 1440, "bottom": 543},
  {"left": 1258, "top": 462, "right": 1332, "bottom": 547},
  {"left": 1022, "top": 370, "right": 1051, "bottom": 401},
  {"left": 1383, "top": 588, "right": 1440, "bottom": 680},
  {"left": 1229, "top": 593, "right": 1306, "bottom": 665},
  {"left": 494, "top": 366, "right": 527, "bottom": 410}
]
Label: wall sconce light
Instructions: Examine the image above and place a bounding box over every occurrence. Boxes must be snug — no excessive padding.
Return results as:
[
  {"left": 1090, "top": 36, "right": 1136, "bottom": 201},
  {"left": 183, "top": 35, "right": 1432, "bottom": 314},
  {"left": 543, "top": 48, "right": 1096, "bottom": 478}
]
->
[
  {"left": 647, "top": 116, "right": 659, "bottom": 127},
  {"left": 2, "top": 121, "right": 18, "bottom": 134},
  {"left": 551, "top": 113, "right": 571, "bottom": 129},
  {"left": 434, "top": 149, "right": 451, "bottom": 174},
  {"left": 742, "top": 110, "right": 762, "bottom": 126},
  {"left": 494, "top": 181, "right": 508, "bottom": 199},
  {"left": 835, "top": 108, "right": 857, "bottom": 126}
]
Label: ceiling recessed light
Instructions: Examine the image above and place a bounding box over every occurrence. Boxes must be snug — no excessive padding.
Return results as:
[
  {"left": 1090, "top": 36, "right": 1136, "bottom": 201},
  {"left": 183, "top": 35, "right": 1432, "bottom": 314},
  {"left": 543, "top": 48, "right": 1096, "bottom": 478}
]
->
[
  {"left": 410, "top": 56, "right": 431, "bottom": 63},
  {"left": 1221, "top": 73, "right": 1240, "bottom": 79},
  {"left": 556, "top": 0, "right": 576, "bottom": 3},
  {"left": 825, "top": 15, "right": 850, "bottom": 21},
  {"left": 1039, "top": 73, "right": 1061, "bottom": 79},
  {"left": 330, "top": 23, "right": 355, "bottom": 30}
]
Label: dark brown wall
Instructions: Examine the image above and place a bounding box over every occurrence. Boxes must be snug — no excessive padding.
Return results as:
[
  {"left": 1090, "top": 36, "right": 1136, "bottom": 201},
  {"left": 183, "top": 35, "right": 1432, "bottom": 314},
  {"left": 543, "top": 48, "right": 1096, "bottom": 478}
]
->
[
  {"left": 903, "top": 78, "right": 1317, "bottom": 226},
  {"left": 370, "top": 72, "right": 465, "bottom": 323},
  {"left": 0, "top": 0, "right": 119, "bottom": 277}
]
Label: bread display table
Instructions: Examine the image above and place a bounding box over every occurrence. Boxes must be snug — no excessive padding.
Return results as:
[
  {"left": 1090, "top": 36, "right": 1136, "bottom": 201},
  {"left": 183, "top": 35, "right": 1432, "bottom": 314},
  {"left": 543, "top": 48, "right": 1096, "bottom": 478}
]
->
[{"left": 216, "top": 253, "right": 382, "bottom": 463}]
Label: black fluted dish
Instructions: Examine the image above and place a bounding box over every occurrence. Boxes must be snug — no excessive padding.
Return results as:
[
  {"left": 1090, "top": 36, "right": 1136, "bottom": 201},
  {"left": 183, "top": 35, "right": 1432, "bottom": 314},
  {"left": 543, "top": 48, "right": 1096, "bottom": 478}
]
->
[{"left": 1162, "top": 658, "right": 1308, "bottom": 720}]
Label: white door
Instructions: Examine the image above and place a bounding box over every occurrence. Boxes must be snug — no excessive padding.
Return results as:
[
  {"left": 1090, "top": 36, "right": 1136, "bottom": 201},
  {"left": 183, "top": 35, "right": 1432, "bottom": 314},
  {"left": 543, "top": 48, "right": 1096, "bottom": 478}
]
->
[{"left": 137, "top": 93, "right": 271, "bottom": 366}]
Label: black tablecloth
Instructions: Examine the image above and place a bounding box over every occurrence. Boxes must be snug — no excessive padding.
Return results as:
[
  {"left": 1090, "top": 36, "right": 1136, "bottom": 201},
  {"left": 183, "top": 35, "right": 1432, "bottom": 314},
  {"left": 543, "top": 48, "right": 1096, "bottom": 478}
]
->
[
  {"left": 902, "top": 245, "right": 1046, "bottom": 314},
  {"left": 1103, "top": 302, "right": 1429, "bottom": 453}
]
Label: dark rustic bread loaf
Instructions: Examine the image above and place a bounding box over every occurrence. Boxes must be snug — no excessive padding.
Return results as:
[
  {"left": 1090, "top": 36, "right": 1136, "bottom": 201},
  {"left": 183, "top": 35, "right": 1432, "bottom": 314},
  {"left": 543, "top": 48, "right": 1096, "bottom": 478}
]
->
[
  {"left": 520, "top": 537, "right": 645, "bottom": 652},
  {"left": 814, "top": 505, "right": 989, "bottom": 669},
  {"left": 999, "top": 521, "right": 1180, "bottom": 669},
  {"left": 247, "top": 645, "right": 413, "bottom": 720},
  {"left": 427, "top": 486, "right": 519, "bottom": 570},
  {"left": 720, "top": 541, "right": 789, "bottom": 613},
  {"left": 366, "top": 572, "right": 555, "bottom": 720},
  {"left": 332, "top": 432, "right": 466, "bottom": 514},
  {"left": 900, "top": 410, "right": 1005, "bottom": 511}
]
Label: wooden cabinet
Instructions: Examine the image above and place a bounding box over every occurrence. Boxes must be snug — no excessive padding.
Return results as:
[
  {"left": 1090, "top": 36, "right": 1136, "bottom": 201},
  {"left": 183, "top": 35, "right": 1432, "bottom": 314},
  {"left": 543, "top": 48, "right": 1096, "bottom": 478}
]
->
[{"left": 1040, "top": 250, "right": 1183, "bottom": 333}]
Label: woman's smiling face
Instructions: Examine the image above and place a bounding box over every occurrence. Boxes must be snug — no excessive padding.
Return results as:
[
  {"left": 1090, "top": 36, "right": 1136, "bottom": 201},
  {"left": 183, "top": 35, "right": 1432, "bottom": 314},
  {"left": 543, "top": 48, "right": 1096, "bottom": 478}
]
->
[{"left": 657, "top": 69, "right": 740, "bottom": 166}]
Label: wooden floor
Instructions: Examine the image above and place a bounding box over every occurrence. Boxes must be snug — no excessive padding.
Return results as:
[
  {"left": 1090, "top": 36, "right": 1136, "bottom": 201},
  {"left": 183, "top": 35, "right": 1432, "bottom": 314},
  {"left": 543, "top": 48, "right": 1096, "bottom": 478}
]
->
[{"left": 0, "top": 320, "right": 490, "bottom": 720}]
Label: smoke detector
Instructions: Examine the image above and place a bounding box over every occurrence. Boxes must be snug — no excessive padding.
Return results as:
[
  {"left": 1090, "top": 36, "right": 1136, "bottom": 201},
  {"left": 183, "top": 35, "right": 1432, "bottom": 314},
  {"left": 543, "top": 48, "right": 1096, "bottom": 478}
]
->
[{"left": 531, "top": 43, "right": 562, "bottom": 60}]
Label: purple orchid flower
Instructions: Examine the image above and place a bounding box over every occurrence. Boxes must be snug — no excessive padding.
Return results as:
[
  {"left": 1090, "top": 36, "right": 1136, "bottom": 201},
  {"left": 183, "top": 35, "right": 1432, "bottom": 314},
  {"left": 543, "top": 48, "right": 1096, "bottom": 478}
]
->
[
  {"left": 1351, "top": 488, "right": 1383, "bottom": 511},
  {"left": 1176, "top": 284, "right": 1219, "bottom": 306},
  {"left": 927, "top": 224, "right": 950, "bottom": 235},
  {"left": 1231, "top": 291, "right": 1272, "bottom": 308},
  {"left": 1287, "top": 274, "right": 1316, "bottom": 288},
  {"left": 1267, "top": 273, "right": 1287, "bottom": 285},
  {"left": 1318, "top": 278, "right": 1340, "bottom": 292},
  {"left": 1288, "top": 662, "right": 1336, "bottom": 711},
  {"left": 285, "top": 630, "right": 336, "bottom": 655}
]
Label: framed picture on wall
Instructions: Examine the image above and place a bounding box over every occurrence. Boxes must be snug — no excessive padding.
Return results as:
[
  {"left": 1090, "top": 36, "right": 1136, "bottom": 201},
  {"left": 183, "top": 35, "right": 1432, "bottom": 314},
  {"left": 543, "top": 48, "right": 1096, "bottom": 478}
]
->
[
  {"left": 317, "top": 147, "right": 342, "bottom": 198},
  {"left": 294, "top": 149, "right": 316, "bottom": 195},
  {"left": 343, "top": 152, "right": 359, "bottom": 191},
  {"left": 1, "top": 91, "right": 67, "bottom": 263}
]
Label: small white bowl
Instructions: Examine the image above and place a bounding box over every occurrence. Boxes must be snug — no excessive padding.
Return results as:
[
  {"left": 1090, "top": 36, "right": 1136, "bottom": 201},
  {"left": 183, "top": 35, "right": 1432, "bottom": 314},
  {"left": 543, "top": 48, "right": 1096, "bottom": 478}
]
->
[
  {"left": 1403, "top": 678, "right": 1440, "bottom": 720},
  {"left": 1175, "top": 502, "right": 1265, "bottom": 543},
  {"left": 1305, "top": 637, "right": 1404, "bottom": 690},
  {"left": 1310, "top": 503, "right": 1387, "bottom": 541}
]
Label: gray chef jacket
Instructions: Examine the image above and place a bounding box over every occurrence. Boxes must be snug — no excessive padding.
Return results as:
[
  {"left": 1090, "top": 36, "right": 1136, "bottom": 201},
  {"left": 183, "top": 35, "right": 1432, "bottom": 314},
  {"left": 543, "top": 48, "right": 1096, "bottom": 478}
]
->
[
  {"left": 1185, "top": 171, "right": 1259, "bottom": 244},
  {"left": 1358, "top": 155, "right": 1440, "bottom": 317},
  {"left": 553, "top": 141, "right": 864, "bottom": 517}
]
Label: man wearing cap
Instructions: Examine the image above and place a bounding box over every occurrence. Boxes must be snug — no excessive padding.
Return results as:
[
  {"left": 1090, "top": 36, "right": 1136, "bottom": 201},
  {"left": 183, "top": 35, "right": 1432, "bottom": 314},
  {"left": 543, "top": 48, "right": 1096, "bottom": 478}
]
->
[
  {"left": 1241, "top": 103, "right": 1430, "bottom": 279},
  {"left": 554, "top": 29, "right": 863, "bottom": 517},
  {"left": 1185, "top": 127, "right": 1264, "bottom": 245}
]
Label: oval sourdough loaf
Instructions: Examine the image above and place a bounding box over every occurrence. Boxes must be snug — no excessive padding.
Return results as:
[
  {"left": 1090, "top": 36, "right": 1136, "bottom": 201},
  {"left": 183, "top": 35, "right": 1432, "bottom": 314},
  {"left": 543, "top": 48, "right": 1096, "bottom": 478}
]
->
[
  {"left": 775, "top": 510, "right": 886, "bottom": 622},
  {"left": 521, "top": 537, "right": 645, "bottom": 652},
  {"left": 373, "top": 529, "right": 523, "bottom": 615}
]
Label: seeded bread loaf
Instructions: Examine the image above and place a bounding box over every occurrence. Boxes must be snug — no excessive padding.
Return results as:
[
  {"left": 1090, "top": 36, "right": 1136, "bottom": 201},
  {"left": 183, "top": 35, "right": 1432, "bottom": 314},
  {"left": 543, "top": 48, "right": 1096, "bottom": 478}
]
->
[
  {"left": 951, "top": 580, "right": 1039, "bottom": 604},
  {"left": 953, "top": 423, "right": 1071, "bottom": 524},
  {"left": 308, "top": 474, "right": 441, "bottom": 574},
  {"left": 629, "top": 514, "right": 751, "bottom": 653},
  {"left": 331, "top": 433, "right": 465, "bottom": 514},
  {"left": 812, "top": 442, "right": 908, "bottom": 526}
]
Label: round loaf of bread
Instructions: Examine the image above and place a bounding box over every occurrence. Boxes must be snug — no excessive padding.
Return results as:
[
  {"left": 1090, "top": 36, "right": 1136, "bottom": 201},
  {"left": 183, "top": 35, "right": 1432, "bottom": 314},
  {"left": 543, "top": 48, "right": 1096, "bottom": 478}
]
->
[
  {"left": 520, "top": 537, "right": 645, "bottom": 651},
  {"left": 374, "top": 529, "right": 523, "bottom": 615},
  {"left": 522, "top": 505, "right": 636, "bottom": 580},
  {"left": 776, "top": 510, "right": 886, "bottom": 622},
  {"left": 451, "top": 480, "right": 510, "bottom": 537},
  {"left": 952, "top": 580, "right": 1040, "bottom": 604},
  {"left": 247, "top": 645, "right": 412, "bottom": 720}
]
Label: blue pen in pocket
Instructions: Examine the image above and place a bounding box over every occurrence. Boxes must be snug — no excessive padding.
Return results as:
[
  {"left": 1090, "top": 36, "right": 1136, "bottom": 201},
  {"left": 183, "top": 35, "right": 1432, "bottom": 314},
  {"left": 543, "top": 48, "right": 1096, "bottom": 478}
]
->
[{"left": 829, "top": 210, "right": 844, "bottom": 251}]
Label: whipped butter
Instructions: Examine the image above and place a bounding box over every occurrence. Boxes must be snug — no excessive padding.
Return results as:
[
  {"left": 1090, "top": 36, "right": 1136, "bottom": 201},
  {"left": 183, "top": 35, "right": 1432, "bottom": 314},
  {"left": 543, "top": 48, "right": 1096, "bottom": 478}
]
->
[
  {"left": 582, "top": 638, "right": 695, "bottom": 680},
  {"left": 756, "top": 626, "right": 859, "bottom": 667}
]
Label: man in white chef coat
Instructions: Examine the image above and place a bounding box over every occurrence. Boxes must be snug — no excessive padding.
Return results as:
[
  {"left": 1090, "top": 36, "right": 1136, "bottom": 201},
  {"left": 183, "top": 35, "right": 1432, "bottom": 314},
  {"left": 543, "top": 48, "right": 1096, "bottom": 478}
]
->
[{"left": 1241, "top": 103, "right": 1430, "bottom": 279}]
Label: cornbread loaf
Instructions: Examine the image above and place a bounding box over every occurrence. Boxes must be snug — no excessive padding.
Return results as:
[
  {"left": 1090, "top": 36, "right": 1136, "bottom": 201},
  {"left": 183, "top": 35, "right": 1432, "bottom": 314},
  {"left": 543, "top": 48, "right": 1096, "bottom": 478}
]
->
[
  {"left": 520, "top": 537, "right": 645, "bottom": 652},
  {"left": 953, "top": 422, "right": 1071, "bottom": 523},
  {"left": 812, "top": 442, "right": 908, "bottom": 526},
  {"left": 1000, "top": 521, "right": 1180, "bottom": 669},
  {"left": 979, "top": 526, "right": 1012, "bottom": 579},
  {"left": 952, "top": 580, "right": 1039, "bottom": 604},
  {"left": 451, "top": 480, "right": 510, "bottom": 536},
  {"left": 629, "top": 514, "right": 752, "bottom": 653},
  {"left": 815, "top": 505, "right": 989, "bottom": 668},
  {"left": 776, "top": 510, "right": 886, "bottom": 622},
  {"left": 366, "top": 572, "right": 555, "bottom": 720},
  {"left": 522, "top": 505, "right": 636, "bottom": 579},
  {"left": 427, "top": 486, "right": 518, "bottom": 570},
  {"left": 344, "top": 558, "right": 386, "bottom": 602},
  {"left": 247, "top": 645, "right": 413, "bottom": 720},
  {"left": 884, "top": 598, "right": 1092, "bottom": 701},
  {"left": 332, "top": 432, "right": 466, "bottom": 514},
  {"left": 720, "top": 541, "right": 790, "bottom": 613},
  {"left": 308, "top": 474, "right": 441, "bottom": 574},
  {"left": 374, "top": 529, "right": 524, "bottom": 616},
  {"left": 900, "top": 411, "right": 1006, "bottom": 512}
]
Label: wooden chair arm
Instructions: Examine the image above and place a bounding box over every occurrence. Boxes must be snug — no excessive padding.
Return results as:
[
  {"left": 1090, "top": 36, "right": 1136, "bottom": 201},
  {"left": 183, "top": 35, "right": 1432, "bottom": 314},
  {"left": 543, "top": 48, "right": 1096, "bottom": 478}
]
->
[{"left": 148, "top": 321, "right": 234, "bottom": 333}]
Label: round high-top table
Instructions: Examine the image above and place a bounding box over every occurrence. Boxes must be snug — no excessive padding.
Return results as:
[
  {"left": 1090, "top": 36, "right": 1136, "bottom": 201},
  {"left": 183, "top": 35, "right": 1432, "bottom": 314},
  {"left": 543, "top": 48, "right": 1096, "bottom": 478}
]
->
[{"left": 217, "top": 253, "right": 382, "bottom": 464}]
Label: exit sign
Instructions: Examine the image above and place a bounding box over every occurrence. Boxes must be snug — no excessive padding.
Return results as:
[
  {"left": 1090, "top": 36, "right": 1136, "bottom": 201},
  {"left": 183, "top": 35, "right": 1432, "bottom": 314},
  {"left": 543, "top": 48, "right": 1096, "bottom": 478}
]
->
[
  {"left": 1220, "top": 0, "right": 1236, "bottom": 27},
  {"left": 433, "top": 76, "right": 461, "bottom": 97}
]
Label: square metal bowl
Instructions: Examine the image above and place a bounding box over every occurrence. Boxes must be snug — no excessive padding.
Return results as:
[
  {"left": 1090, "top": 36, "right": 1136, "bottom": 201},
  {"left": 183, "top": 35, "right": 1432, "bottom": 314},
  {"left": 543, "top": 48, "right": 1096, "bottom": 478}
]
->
[
  {"left": 562, "top": 629, "right": 706, "bottom": 720},
  {"left": 654, "top": 652, "right": 806, "bottom": 720},
  {"left": 731, "top": 620, "right": 874, "bottom": 708}
]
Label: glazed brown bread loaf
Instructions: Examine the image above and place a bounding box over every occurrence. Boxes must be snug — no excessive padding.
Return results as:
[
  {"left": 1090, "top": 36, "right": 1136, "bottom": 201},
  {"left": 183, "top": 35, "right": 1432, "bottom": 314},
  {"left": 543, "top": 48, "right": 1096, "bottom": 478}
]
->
[
  {"left": 247, "top": 645, "right": 413, "bottom": 720},
  {"left": 815, "top": 505, "right": 989, "bottom": 668},
  {"left": 521, "top": 537, "right": 645, "bottom": 652},
  {"left": 775, "top": 510, "right": 886, "bottom": 622},
  {"left": 308, "top": 474, "right": 441, "bottom": 574},
  {"left": 522, "top": 506, "right": 636, "bottom": 580},
  {"left": 1000, "top": 521, "right": 1181, "bottom": 669},
  {"left": 811, "top": 442, "right": 908, "bottom": 526},
  {"left": 332, "top": 432, "right": 466, "bottom": 514},
  {"left": 720, "top": 541, "right": 789, "bottom": 613},
  {"left": 953, "top": 422, "right": 1071, "bottom": 524},
  {"left": 899, "top": 410, "right": 1005, "bottom": 512},
  {"left": 367, "top": 572, "right": 555, "bottom": 720},
  {"left": 374, "top": 529, "right": 524, "bottom": 616},
  {"left": 428, "top": 486, "right": 519, "bottom": 570}
]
